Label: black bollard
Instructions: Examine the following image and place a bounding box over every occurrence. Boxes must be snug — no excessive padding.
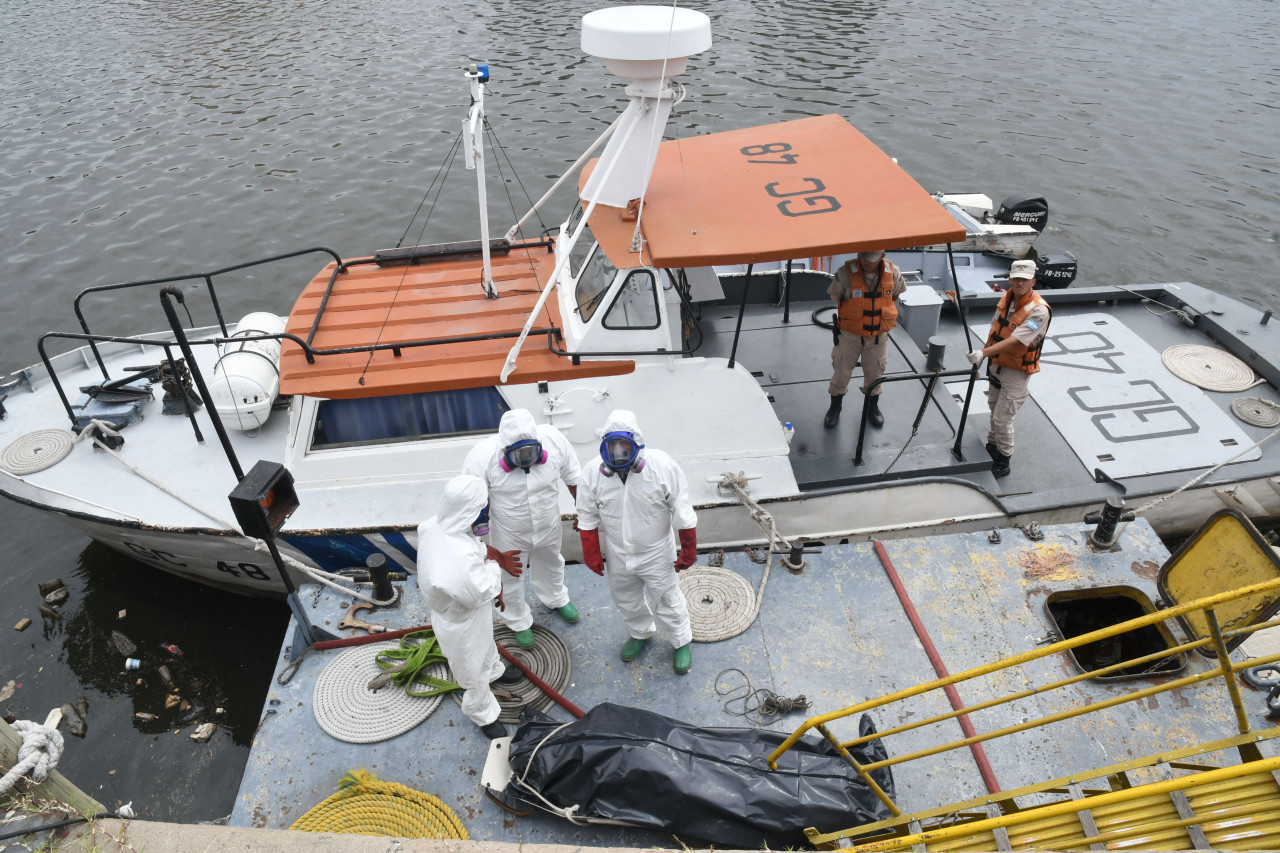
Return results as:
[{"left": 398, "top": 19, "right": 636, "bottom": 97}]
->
[
  {"left": 1085, "top": 496, "right": 1135, "bottom": 548},
  {"left": 366, "top": 553, "right": 395, "bottom": 604}
]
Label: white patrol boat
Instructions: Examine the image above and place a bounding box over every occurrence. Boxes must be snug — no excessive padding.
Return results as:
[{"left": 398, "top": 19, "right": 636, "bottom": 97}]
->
[{"left": 0, "top": 5, "right": 1277, "bottom": 596}]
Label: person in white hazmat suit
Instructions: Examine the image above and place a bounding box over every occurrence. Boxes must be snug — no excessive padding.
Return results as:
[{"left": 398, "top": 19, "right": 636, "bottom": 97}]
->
[
  {"left": 462, "top": 409, "right": 582, "bottom": 651},
  {"left": 417, "top": 474, "right": 512, "bottom": 739},
  {"left": 576, "top": 410, "right": 699, "bottom": 675}
]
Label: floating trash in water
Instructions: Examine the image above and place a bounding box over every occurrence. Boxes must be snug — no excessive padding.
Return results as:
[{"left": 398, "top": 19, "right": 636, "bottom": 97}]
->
[
  {"left": 157, "top": 665, "right": 173, "bottom": 685},
  {"left": 37, "top": 579, "right": 65, "bottom": 597},
  {"left": 160, "top": 643, "right": 184, "bottom": 657},
  {"left": 61, "top": 702, "right": 86, "bottom": 737},
  {"left": 124, "top": 658, "right": 141, "bottom": 671},
  {"left": 0, "top": 681, "right": 14, "bottom": 702},
  {"left": 37, "top": 604, "right": 61, "bottom": 620},
  {"left": 111, "top": 630, "right": 136, "bottom": 657},
  {"left": 190, "top": 722, "right": 216, "bottom": 743},
  {"left": 43, "top": 587, "right": 69, "bottom": 606},
  {"left": 13, "top": 618, "right": 30, "bottom": 632},
  {"left": 117, "top": 609, "right": 127, "bottom": 620},
  {"left": 134, "top": 712, "right": 157, "bottom": 721}
]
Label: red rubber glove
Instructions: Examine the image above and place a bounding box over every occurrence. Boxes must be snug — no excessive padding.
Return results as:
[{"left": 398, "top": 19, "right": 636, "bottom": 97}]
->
[
  {"left": 579, "top": 528, "right": 605, "bottom": 576},
  {"left": 675, "top": 527, "right": 697, "bottom": 572},
  {"left": 487, "top": 545, "right": 524, "bottom": 578}
]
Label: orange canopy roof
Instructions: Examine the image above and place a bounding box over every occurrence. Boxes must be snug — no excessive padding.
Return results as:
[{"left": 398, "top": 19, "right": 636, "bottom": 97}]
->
[
  {"left": 585, "top": 114, "right": 966, "bottom": 269},
  {"left": 278, "top": 243, "right": 633, "bottom": 399}
]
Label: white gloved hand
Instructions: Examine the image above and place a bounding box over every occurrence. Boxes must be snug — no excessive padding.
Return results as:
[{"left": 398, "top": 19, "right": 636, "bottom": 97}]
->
[{"left": 966, "top": 350, "right": 983, "bottom": 365}]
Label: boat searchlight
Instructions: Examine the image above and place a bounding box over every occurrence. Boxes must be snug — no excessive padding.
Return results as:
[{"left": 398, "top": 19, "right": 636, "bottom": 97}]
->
[{"left": 579, "top": 5, "right": 712, "bottom": 210}]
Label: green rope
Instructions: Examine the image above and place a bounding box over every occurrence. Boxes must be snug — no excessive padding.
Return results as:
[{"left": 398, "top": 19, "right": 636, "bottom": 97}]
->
[{"left": 374, "top": 630, "right": 461, "bottom": 698}]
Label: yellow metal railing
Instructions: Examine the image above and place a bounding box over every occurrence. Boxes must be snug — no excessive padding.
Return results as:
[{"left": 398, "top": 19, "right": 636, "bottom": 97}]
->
[{"left": 766, "top": 571, "right": 1280, "bottom": 849}]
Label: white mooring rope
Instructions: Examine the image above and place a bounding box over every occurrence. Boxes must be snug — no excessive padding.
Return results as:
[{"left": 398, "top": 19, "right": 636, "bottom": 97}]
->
[
  {"left": 1161, "top": 344, "right": 1263, "bottom": 392},
  {"left": 0, "top": 429, "right": 76, "bottom": 475},
  {"left": 0, "top": 721, "right": 64, "bottom": 796},
  {"left": 679, "top": 472, "right": 805, "bottom": 642}
]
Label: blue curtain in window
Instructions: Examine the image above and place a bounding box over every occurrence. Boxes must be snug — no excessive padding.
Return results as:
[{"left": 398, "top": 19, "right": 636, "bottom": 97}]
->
[{"left": 316, "top": 387, "right": 509, "bottom": 446}]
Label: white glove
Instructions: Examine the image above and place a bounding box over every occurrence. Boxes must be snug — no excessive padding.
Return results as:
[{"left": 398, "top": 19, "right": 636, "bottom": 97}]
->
[{"left": 966, "top": 350, "right": 983, "bottom": 365}]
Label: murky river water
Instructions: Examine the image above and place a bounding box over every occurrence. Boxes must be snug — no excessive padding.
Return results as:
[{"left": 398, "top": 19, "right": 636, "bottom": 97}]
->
[{"left": 0, "top": 0, "right": 1277, "bottom": 822}]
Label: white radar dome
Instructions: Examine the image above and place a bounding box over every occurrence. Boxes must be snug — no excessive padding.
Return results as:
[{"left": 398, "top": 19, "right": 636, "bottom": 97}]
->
[{"left": 582, "top": 6, "right": 711, "bottom": 83}]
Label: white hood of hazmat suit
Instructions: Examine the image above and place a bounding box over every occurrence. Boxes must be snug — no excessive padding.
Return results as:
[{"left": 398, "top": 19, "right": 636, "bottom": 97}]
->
[
  {"left": 576, "top": 410, "right": 697, "bottom": 647},
  {"left": 417, "top": 474, "right": 504, "bottom": 727},
  {"left": 462, "top": 409, "right": 581, "bottom": 552}
]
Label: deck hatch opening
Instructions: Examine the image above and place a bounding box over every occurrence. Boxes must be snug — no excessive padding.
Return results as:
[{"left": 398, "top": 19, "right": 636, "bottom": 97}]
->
[{"left": 1045, "top": 586, "right": 1186, "bottom": 680}]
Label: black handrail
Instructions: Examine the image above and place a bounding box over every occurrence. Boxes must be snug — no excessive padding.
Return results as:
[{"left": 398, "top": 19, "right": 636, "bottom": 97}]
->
[
  {"left": 38, "top": 323, "right": 563, "bottom": 436},
  {"left": 853, "top": 366, "right": 981, "bottom": 466},
  {"left": 72, "top": 247, "right": 343, "bottom": 379}
]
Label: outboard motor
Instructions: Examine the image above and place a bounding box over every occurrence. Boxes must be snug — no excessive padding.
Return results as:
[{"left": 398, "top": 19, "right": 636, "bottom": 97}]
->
[
  {"left": 1035, "top": 253, "right": 1078, "bottom": 288},
  {"left": 994, "top": 194, "right": 1049, "bottom": 232}
]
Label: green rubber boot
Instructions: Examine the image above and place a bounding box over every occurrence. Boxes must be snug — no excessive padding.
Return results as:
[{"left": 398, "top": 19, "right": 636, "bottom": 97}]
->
[
  {"left": 620, "top": 637, "right": 648, "bottom": 662},
  {"left": 673, "top": 643, "right": 692, "bottom": 675},
  {"left": 514, "top": 629, "right": 536, "bottom": 649},
  {"left": 556, "top": 602, "right": 580, "bottom": 624}
]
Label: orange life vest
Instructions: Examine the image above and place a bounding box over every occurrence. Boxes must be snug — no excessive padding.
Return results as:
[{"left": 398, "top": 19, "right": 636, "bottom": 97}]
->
[
  {"left": 986, "top": 289, "right": 1051, "bottom": 374},
  {"left": 836, "top": 258, "right": 898, "bottom": 336}
]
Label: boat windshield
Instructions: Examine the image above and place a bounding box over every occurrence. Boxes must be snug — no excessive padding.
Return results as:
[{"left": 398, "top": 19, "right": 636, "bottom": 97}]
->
[{"left": 574, "top": 242, "right": 617, "bottom": 323}]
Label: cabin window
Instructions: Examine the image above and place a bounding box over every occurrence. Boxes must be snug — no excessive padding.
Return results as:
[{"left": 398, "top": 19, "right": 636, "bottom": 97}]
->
[
  {"left": 602, "top": 270, "right": 660, "bottom": 329},
  {"left": 311, "top": 387, "right": 509, "bottom": 449},
  {"left": 566, "top": 218, "right": 594, "bottom": 279},
  {"left": 574, "top": 244, "right": 618, "bottom": 323}
]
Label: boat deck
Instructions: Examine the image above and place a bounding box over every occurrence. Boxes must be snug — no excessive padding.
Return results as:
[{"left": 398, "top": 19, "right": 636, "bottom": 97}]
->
[
  {"left": 700, "top": 277, "right": 1280, "bottom": 531},
  {"left": 230, "top": 518, "right": 1278, "bottom": 846}
]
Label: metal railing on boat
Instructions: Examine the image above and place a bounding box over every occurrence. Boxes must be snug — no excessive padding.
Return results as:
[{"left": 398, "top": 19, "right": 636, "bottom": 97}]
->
[{"left": 766, "top": 559, "right": 1280, "bottom": 850}]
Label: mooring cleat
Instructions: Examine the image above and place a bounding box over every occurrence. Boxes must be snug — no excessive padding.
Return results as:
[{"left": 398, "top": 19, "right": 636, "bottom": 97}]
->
[
  {"left": 620, "top": 636, "right": 647, "bottom": 662},
  {"left": 514, "top": 629, "right": 536, "bottom": 649},
  {"left": 557, "top": 602, "right": 580, "bottom": 624}
]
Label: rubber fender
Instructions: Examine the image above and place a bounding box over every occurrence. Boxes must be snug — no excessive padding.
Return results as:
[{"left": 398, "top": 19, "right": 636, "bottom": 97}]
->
[{"left": 1241, "top": 664, "right": 1280, "bottom": 690}]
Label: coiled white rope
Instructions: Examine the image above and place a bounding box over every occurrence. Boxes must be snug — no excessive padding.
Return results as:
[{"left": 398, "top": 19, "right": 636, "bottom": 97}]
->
[
  {"left": 75, "top": 419, "right": 395, "bottom": 605},
  {"left": 1231, "top": 397, "right": 1280, "bottom": 427},
  {"left": 679, "top": 473, "right": 805, "bottom": 642},
  {"left": 0, "top": 430, "right": 76, "bottom": 475},
  {"left": 0, "top": 721, "right": 64, "bottom": 795},
  {"left": 679, "top": 566, "right": 757, "bottom": 642},
  {"left": 312, "top": 641, "right": 449, "bottom": 743},
  {"left": 1162, "top": 344, "right": 1263, "bottom": 392}
]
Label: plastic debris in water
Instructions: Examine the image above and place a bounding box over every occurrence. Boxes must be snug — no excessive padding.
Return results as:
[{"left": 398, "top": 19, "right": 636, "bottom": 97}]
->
[
  {"left": 43, "top": 588, "right": 69, "bottom": 606},
  {"left": 111, "top": 630, "right": 137, "bottom": 657},
  {"left": 190, "top": 723, "right": 216, "bottom": 743},
  {"left": 61, "top": 702, "right": 86, "bottom": 738},
  {"left": 157, "top": 665, "right": 173, "bottom": 684},
  {"left": 134, "top": 712, "right": 157, "bottom": 721},
  {"left": 160, "top": 643, "right": 184, "bottom": 657}
]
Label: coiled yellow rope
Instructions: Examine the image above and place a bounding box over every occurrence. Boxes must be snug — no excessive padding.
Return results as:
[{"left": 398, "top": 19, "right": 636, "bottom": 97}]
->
[{"left": 289, "top": 768, "right": 469, "bottom": 839}]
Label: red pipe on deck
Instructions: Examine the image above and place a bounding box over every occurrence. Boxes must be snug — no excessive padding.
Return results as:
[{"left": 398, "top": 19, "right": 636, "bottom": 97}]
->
[
  {"left": 873, "top": 540, "right": 1002, "bottom": 795},
  {"left": 313, "top": 624, "right": 432, "bottom": 652},
  {"left": 497, "top": 642, "right": 585, "bottom": 719}
]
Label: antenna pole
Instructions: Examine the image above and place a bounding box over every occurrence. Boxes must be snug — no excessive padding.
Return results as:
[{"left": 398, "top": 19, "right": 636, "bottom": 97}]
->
[{"left": 465, "top": 64, "right": 496, "bottom": 298}]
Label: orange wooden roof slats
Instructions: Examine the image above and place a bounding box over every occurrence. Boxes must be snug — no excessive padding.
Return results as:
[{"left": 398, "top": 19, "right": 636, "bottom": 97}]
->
[
  {"left": 278, "top": 241, "right": 633, "bottom": 399},
  {"left": 585, "top": 114, "right": 967, "bottom": 269}
]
